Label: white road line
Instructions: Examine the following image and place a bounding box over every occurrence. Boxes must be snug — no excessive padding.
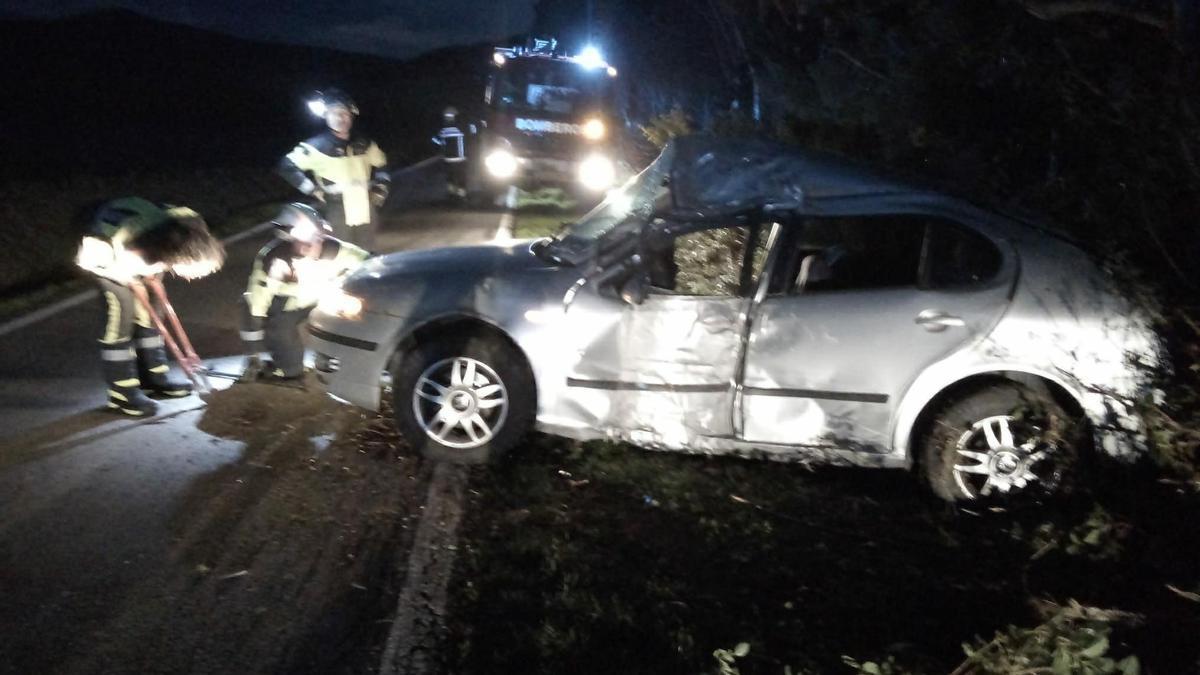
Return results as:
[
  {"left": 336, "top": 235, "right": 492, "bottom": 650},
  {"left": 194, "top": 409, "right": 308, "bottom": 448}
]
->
[
  {"left": 378, "top": 462, "right": 469, "bottom": 675},
  {"left": 0, "top": 290, "right": 100, "bottom": 339},
  {"left": 493, "top": 212, "right": 514, "bottom": 242},
  {"left": 386, "top": 155, "right": 442, "bottom": 181}
]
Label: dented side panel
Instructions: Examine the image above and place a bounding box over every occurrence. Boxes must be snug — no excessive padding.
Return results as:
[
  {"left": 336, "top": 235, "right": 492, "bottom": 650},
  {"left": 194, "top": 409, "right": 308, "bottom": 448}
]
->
[{"left": 558, "top": 287, "right": 746, "bottom": 441}]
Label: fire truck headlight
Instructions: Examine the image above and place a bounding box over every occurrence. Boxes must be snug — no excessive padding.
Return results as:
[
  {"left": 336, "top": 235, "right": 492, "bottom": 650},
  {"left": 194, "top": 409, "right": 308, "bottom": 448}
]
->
[
  {"left": 485, "top": 149, "right": 519, "bottom": 179},
  {"left": 317, "top": 289, "right": 364, "bottom": 320},
  {"left": 582, "top": 118, "right": 606, "bottom": 141},
  {"left": 577, "top": 45, "right": 605, "bottom": 70},
  {"left": 493, "top": 52, "right": 507, "bottom": 66},
  {"left": 578, "top": 155, "right": 616, "bottom": 191}
]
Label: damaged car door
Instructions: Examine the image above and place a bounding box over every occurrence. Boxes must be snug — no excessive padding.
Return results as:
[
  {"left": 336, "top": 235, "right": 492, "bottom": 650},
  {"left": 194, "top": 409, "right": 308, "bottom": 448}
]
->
[
  {"left": 739, "top": 213, "right": 1013, "bottom": 452},
  {"left": 563, "top": 220, "right": 769, "bottom": 448}
]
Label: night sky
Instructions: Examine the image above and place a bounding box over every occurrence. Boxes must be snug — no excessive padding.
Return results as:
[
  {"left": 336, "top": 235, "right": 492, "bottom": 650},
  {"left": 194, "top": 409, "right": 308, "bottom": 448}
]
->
[{"left": 1, "top": 0, "right": 537, "bottom": 58}]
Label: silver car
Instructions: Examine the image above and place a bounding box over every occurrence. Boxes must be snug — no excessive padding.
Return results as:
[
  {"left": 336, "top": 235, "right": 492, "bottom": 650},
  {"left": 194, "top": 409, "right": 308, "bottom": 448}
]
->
[{"left": 307, "top": 137, "right": 1159, "bottom": 501}]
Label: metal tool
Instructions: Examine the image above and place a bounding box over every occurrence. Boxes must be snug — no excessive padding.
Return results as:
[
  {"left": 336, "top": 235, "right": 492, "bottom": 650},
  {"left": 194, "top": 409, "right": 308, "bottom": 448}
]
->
[{"left": 129, "top": 277, "right": 213, "bottom": 393}]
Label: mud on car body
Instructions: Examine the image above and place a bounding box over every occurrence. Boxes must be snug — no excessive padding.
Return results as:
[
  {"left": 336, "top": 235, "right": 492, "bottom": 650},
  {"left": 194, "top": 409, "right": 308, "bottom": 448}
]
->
[{"left": 307, "top": 136, "right": 1160, "bottom": 502}]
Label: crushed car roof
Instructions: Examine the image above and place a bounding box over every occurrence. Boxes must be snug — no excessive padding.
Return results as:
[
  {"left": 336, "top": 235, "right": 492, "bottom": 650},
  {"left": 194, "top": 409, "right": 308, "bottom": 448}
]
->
[{"left": 668, "top": 135, "right": 922, "bottom": 213}]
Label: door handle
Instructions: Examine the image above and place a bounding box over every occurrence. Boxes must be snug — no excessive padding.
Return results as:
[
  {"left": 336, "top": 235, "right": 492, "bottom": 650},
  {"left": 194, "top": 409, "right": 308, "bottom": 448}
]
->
[{"left": 915, "top": 309, "right": 965, "bottom": 332}]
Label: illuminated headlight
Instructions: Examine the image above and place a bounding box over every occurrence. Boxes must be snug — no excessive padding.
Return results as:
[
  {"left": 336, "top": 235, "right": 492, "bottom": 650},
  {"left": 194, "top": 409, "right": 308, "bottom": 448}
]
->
[
  {"left": 577, "top": 45, "right": 605, "bottom": 70},
  {"left": 578, "top": 155, "right": 616, "bottom": 191},
  {"left": 307, "top": 99, "right": 326, "bottom": 117},
  {"left": 317, "top": 289, "right": 364, "bottom": 320},
  {"left": 581, "top": 118, "right": 606, "bottom": 141},
  {"left": 484, "top": 149, "right": 519, "bottom": 179},
  {"left": 493, "top": 52, "right": 507, "bottom": 66}
]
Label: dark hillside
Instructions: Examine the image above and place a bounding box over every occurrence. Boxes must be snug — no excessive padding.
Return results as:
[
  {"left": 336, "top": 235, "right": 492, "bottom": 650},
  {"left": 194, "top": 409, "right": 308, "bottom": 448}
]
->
[{"left": 0, "top": 9, "right": 491, "bottom": 178}]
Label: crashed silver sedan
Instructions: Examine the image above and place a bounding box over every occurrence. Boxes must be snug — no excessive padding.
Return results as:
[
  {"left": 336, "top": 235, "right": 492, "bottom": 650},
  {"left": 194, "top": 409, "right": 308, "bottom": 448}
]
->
[{"left": 307, "top": 136, "right": 1158, "bottom": 501}]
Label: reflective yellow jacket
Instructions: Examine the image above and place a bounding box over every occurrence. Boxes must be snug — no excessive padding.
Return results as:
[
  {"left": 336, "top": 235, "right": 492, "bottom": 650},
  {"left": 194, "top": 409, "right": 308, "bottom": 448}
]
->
[{"left": 278, "top": 131, "right": 389, "bottom": 226}]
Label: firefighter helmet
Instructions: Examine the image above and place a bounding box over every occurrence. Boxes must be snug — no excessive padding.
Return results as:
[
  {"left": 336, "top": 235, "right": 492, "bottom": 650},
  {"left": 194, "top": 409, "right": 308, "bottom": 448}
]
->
[
  {"left": 273, "top": 203, "right": 331, "bottom": 244},
  {"left": 307, "top": 89, "right": 360, "bottom": 117},
  {"left": 323, "top": 88, "right": 359, "bottom": 115}
]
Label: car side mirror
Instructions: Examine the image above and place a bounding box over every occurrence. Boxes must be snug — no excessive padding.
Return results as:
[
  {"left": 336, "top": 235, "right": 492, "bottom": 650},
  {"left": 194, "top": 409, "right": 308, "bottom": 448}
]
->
[{"left": 619, "top": 274, "right": 648, "bottom": 305}]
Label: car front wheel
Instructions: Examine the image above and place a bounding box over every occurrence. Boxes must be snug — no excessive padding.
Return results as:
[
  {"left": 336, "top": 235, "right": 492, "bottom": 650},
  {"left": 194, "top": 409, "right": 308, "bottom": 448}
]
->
[
  {"left": 391, "top": 333, "right": 535, "bottom": 463},
  {"left": 921, "top": 383, "right": 1082, "bottom": 503}
]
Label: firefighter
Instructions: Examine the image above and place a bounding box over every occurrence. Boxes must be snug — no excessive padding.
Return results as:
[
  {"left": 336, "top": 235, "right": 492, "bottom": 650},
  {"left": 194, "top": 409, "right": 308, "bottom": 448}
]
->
[
  {"left": 75, "top": 197, "right": 225, "bottom": 416},
  {"left": 278, "top": 89, "right": 390, "bottom": 250},
  {"left": 433, "top": 106, "right": 469, "bottom": 198},
  {"left": 240, "top": 203, "right": 370, "bottom": 381}
]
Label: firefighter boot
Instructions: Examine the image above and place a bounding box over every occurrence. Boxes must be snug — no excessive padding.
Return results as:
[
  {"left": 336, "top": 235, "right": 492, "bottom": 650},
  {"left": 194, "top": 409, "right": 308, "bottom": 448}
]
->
[
  {"left": 102, "top": 345, "right": 158, "bottom": 417},
  {"left": 135, "top": 326, "right": 193, "bottom": 398}
]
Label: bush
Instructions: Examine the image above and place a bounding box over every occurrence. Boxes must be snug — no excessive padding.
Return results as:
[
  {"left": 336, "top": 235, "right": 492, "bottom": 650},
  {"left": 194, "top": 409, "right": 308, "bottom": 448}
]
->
[
  {"left": 954, "top": 601, "right": 1141, "bottom": 675},
  {"left": 640, "top": 107, "right": 693, "bottom": 150}
]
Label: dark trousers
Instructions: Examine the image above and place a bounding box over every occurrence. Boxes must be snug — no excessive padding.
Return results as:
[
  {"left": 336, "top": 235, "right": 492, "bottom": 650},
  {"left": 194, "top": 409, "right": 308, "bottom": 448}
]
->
[
  {"left": 322, "top": 197, "right": 376, "bottom": 252},
  {"left": 96, "top": 277, "right": 153, "bottom": 346},
  {"left": 96, "top": 276, "right": 174, "bottom": 387},
  {"left": 240, "top": 297, "right": 313, "bottom": 378},
  {"left": 446, "top": 160, "right": 467, "bottom": 191}
]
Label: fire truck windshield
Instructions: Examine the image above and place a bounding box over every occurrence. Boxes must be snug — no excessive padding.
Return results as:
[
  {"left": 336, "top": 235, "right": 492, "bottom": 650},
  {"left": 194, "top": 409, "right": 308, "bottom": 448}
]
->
[{"left": 492, "top": 59, "right": 608, "bottom": 117}]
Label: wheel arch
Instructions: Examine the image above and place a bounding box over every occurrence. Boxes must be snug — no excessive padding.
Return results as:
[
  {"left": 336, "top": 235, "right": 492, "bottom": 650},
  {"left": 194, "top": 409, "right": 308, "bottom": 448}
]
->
[
  {"left": 895, "top": 368, "right": 1088, "bottom": 470},
  {"left": 388, "top": 311, "right": 536, "bottom": 396}
]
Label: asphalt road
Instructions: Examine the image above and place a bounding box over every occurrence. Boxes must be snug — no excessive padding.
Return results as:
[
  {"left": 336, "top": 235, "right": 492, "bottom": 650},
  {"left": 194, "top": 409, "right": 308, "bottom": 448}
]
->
[{"left": 0, "top": 181, "right": 507, "bottom": 674}]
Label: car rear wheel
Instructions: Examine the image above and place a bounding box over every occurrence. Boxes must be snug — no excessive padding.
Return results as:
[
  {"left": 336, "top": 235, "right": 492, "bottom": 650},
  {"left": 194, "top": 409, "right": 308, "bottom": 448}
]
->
[
  {"left": 921, "top": 383, "right": 1083, "bottom": 503},
  {"left": 391, "top": 333, "right": 535, "bottom": 464}
]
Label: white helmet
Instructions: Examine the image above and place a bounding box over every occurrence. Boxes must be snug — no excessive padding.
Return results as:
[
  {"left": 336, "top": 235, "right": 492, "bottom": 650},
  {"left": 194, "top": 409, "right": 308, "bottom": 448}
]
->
[{"left": 273, "top": 203, "right": 331, "bottom": 244}]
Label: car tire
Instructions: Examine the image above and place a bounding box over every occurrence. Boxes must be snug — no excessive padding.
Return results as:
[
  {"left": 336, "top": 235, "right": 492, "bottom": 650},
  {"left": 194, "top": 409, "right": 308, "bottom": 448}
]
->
[
  {"left": 390, "top": 332, "right": 535, "bottom": 464},
  {"left": 920, "top": 383, "right": 1083, "bottom": 503}
]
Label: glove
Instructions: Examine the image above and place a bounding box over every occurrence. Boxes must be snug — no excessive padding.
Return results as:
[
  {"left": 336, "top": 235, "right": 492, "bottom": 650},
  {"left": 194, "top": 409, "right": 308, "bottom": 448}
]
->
[
  {"left": 240, "top": 355, "right": 265, "bottom": 383},
  {"left": 369, "top": 183, "right": 389, "bottom": 207}
]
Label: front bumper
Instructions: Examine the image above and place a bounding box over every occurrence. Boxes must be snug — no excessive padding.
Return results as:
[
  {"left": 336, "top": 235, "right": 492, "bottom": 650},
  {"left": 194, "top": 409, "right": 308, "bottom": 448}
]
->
[
  {"left": 514, "top": 156, "right": 577, "bottom": 186},
  {"left": 306, "top": 319, "right": 391, "bottom": 411}
]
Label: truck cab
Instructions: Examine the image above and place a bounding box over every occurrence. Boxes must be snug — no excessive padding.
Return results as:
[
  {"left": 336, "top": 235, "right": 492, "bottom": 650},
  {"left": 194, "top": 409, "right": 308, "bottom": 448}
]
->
[{"left": 469, "top": 39, "right": 621, "bottom": 202}]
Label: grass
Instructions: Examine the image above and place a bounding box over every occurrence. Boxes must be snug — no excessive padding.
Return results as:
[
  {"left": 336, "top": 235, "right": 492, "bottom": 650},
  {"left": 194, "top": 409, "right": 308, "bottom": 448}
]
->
[
  {"left": 510, "top": 187, "right": 586, "bottom": 240},
  {"left": 512, "top": 212, "right": 576, "bottom": 240},
  {"left": 444, "top": 437, "right": 1200, "bottom": 674}
]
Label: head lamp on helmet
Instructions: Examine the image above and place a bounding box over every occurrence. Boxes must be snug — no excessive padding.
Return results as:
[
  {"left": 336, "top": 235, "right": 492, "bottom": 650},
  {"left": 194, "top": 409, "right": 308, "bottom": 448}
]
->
[
  {"left": 273, "top": 203, "right": 331, "bottom": 244},
  {"left": 307, "top": 89, "right": 359, "bottom": 118}
]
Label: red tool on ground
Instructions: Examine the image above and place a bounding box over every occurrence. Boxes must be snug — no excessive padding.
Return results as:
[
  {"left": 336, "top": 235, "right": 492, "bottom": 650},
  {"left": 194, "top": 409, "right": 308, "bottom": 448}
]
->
[{"left": 130, "top": 276, "right": 213, "bottom": 393}]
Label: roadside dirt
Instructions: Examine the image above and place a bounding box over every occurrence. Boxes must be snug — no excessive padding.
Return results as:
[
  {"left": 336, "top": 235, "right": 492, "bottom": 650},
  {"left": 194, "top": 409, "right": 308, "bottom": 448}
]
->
[{"left": 57, "top": 380, "right": 429, "bottom": 675}]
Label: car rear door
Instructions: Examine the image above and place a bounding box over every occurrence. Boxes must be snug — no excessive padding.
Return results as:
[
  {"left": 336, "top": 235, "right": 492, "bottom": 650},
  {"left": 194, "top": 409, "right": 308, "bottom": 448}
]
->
[{"left": 738, "top": 213, "right": 1014, "bottom": 452}]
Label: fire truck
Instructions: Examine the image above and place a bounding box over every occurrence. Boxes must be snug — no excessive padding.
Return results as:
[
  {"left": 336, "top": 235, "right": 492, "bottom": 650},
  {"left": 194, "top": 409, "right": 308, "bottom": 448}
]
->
[{"left": 465, "top": 38, "right": 621, "bottom": 204}]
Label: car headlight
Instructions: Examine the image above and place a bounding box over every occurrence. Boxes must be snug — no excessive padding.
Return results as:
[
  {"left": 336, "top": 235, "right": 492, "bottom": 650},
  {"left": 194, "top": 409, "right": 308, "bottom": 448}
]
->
[
  {"left": 484, "top": 149, "right": 518, "bottom": 179},
  {"left": 581, "top": 118, "right": 606, "bottom": 141},
  {"left": 317, "top": 288, "right": 364, "bottom": 320},
  {"left": 578, "top": 155, "right": 615, "bottom": 191}
]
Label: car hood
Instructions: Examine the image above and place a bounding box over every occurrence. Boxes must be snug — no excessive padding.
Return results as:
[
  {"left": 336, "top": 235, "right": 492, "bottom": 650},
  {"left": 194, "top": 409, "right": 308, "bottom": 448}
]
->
[
  {"left": 354, "top": 241, "right": 548, "bottom": 280},
  {"left": 343, "top": 240, "right": 576, "bottom": 318}
]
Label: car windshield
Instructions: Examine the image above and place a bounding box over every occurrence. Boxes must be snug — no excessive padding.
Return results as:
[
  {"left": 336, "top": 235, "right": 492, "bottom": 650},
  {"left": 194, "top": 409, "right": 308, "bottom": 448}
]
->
[
  {"left": 554, "top": 144, "right": 675, "bottom": 258},
  {"left": 492, "top": 59, "right": 610, "bottom": 116}
]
